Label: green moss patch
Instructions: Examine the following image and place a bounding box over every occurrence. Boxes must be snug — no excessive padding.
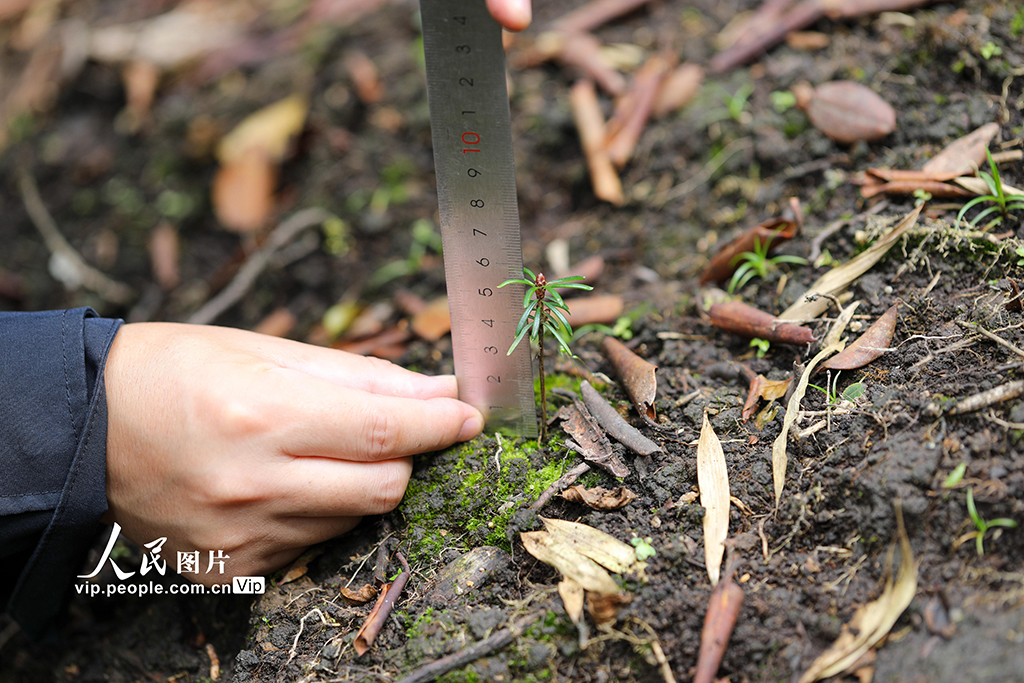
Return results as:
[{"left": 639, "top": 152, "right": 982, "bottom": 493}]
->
[{"left": 401, "top": 435, "right": 570, "bottom": 565}]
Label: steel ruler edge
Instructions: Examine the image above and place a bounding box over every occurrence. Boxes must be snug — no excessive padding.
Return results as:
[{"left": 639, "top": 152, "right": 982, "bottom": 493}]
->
[{"left": 420, "top": 0, "right": 537, "bottom": 437}]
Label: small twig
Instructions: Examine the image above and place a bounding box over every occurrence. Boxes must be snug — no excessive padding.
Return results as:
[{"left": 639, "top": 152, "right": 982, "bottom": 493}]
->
[
  {"left": 287, "top": 609, "right": 333, "bottom": 664},
  {"left": 354, "top": 552, "right": 410, "bottom": 656},
  {"left": 553, "top": 0, "right": 658, "bottom": 33},
  {"left": 580, "top": 380, "right": 662, "bottom": 455},
  {"left": 570, "top": 79, "right": 624, "bottom": 206},
  {"left": 530, "top": 461, "right": 592, "bottom": 511},
  {"left": 394, "top": 608, "right": 546, "bottom": 683},
  {"left": 188, "top": 207, "right": 328, "bottom": 325},
  {"left": 945, "top": 380, "right": 1024, "bottom": 417},
  {"left": 985, "top": 409, "right": 1024, "bottom": 430},
  {"left": 957, "top": 321, "right": 1024, "bottom": 361},
  {"left": 653, "top": 137, "right": 752, "bottom": 206},
  {"left": 17, "top": 165, "right": 134, "bottom": 304}
]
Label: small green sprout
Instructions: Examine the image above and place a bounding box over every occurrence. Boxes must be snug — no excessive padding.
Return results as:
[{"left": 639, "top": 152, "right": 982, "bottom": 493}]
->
[
  {"left": 749, "top": 338, "right": 770, "bottom": 358},
  {"left": 500, "top": 268, "right": 593, "bottom": 442},
  {"left": 1015, "top": 246, "right": 1024, "bottom": 267},
  {"left": 965, "top": 487, "right": 1017, "bottom": 556},
  {"left": 808, "top": 372, "right": 865, "bottom": 406},
  {"left": 980, "top": 41, "right": 1002, "bottom": 60},
  {"left": 727, "top": 233, "right": 808, "bottom": 293},
  {"left": 913, "top": 188, "right": 932, "bottom": 206},
  {"left": 770, "top": 90, "right": 797, "bottom": 113},
  {"left": 942, "top": 462, "right": 967, "bottom": 489},
  {"left": 631, "top": 536, "right": 657, "bottom": 561},
  {"left": 956, "top": 147, "right": 1024, "bottom": 230}
]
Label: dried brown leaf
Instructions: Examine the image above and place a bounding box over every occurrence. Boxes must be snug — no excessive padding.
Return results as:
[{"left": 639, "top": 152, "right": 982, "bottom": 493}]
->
[
  {"left": 605, "top": 53, "right": 673, "bottom": 168},
  {"left": 520, "top": 531, "right": 621, "bottom": 595},
  {"left": 217, "top": 94, "right": 309, "bottom": 165},
  {"left": 779, "top": 204, "right": 922, "bottom": 321},
  {"left": 212, "top": 148, "right": 277, "bottom": 233},
  {"left": 410, "top": 296, "right": 451, "bottom": 342},
  {"left": 922, "top": 122, "right": 1000, "bottom": 177},
  {"left": 587, "top": 591, "right": 632, "bottom": 626},
  {"left": 707, "top": 300, "right": 814, "bottom": 345},
  {"left": 955, "top": 175, "right": 1024, "bottom": 197},
  {"left": 798, "top": 503, "right": 918, "bottom": 683},
  {"left": 860, "top": 178, "right": 973, "bottom": 199},
  {"left": 344, "top": 49, "right": 383, "bottom": 104},
  {"left": 278, "top": 547, "right": 322, "bottom": 585},
  {"left": 558, "top": 578, "right": 585, "bottom": 624},
  {"left": 819, "top": 304, "right": 898, "bottom": 372},
  {"left": 742, "top": 374, "right": 793, "bottom": 421},
  {"left": 564, "top": 294, "right": 624, "bottom": 327},
  {"left": 652, "top": 62, "right": 704, "bottom": 118},
  {"left": 794, "top": 81, "right": 895, "bottom": 144},
  {"left": 555, "top": 402, "right": 630, "bottom": 478},
  {"left": 697, "top": 412, "right": 730, "bottom": 585},
  {"left": 148, "top": 221, "right": 180, "bottom": 291},
  {"left": 254, "top": 307, "right": 297, "bottom": 338},
  {"left": 601, "top": 336, "right": 658, "bottom": 421},
  {"left": 540, "top": 517, "right": 643, "bottom": 577},
  {"left": 562, "top": 485, "right": 637, "bottom": 510},
  {"left": 340, "top": 583, "right": 379, "bottom": 604}
]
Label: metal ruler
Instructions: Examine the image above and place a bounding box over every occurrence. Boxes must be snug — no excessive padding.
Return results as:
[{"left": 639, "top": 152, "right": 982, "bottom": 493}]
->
[{"left": 421, "top": 0, "right": 537, "bottom": 436}]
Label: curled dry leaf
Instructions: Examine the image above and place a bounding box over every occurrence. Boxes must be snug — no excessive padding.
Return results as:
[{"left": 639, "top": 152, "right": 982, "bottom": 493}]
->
[
  {"left": 605, "top": 52, "right": 674, "bottom": 168},
  {"left": 410, "top": 296, "right": 451, "bottom": 342},
  {"left": 779, "top": 204, "right": 922, "bottom": 321},
  {"left": 861, "top": 177, "right": 973, "bottom": 199},
  {"left": 955, "top": 175, "right": 1024, "bottom": 198},
  {"left": 277, "top": 546, "right": 322, "bottom": 584},
  {"left": 554, "top": 402, "right": 630, "bottom": 478},
  {"left": 580, "top": 380, "right": 662, "bottom": 455},
  {"left": 564, "top": 294, "right": 624, "bottom": 327},
  {"left": 562, "top": 484, "right": 637, "bottom": 510},
  {"left": 601, "top": 336, "right": 658, "bottom": 421},
  {"left": 797, "top": 503, "right": 918, "bottom": 683},
  {"left": 700, "top": 215, "right": 799, "bottom": 285},
  {"left": 340, "top": 583, "right": 379, "bottom": 604},
  {"left": 343, "top": 49, "right": 383, "bottom": 104},
  {"left": 694, "top": 573, "right": 745, "bottom": 683},
  {"left": 742, "top": 374, "right": 793, "bottom": 421},
  {"left": 707, "top": 300, "right": 814, "bottom": 345},
  {"left": 697, "top": 412, "right": 730, "bottom": 585},
  {"left": 792, "top": 81, "right": 895, "bottom": 144},
  {"left": 652, "top": 62, "right": 704, "bottom": 118},
  {"left": 922, "top": 122, "right": 1000, "bottom": 177},
  {"left": 570, "top": 79, "right": 624, "bottom": 206},
  {"left": 818, "top": 304, "right": 898, "bottom": 372}
]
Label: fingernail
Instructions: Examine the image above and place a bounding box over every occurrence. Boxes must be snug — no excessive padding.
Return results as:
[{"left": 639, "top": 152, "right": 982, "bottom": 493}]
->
[
  {"left": 511, "top": 0, "right": 532, "bottom": 30},
  {"left": 458, "top": 413, "right": 485, "bottom": 441}
]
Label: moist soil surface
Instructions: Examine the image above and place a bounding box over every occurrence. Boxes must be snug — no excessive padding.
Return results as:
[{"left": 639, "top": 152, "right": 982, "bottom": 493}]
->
[{"left": 2, "top": 0, "right": 1024, "bottom": 682}]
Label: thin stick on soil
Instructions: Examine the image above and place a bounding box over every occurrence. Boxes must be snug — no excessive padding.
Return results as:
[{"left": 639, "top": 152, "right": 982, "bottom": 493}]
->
[
  {"left": 17, "top": 164, "right": 134, "bottom": 304},
  {"left": 530, "top": 462, "right": 592, "bottom": 511},
  {"left": 188, "top": 207, "right": 328, "bottom": 325},
  {"left": 395, "top": 609, "right": 546, "bottom": 683},
  {"left": 580, "top": 380, "right": 662, "bottom": 455}
]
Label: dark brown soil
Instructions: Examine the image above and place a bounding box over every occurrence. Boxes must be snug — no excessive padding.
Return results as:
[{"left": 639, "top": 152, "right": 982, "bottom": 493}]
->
[{"left": 3, "top": 0, "right": 1024, "bottom": 682}]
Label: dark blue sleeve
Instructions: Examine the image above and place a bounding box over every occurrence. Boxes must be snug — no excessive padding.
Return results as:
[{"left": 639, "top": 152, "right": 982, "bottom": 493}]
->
[{"left": 0, "top": 308, "right": 122, "bottom": 639}]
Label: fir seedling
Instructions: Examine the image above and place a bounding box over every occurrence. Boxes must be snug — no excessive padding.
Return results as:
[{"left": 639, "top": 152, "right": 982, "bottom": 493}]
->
[
  {"left": 966, "top": 487, "right": 1017, "bottom": 556},
  {"left": 727, "top": 233, "right": 808, "bottom": 293},
  {"left": 956, "top": 147, "right": 1024, "bottom": 230},
  {"left": 499, "top": 268, "right": 592, "bottom": 442}
]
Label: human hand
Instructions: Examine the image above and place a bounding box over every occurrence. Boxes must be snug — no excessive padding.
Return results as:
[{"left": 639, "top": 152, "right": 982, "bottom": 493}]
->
[
  {"left": 103, "top": 323, "right": 483, "bottom": 584},
  {"left": 487, "top": 0, "right": 531, "bottom": 31}
]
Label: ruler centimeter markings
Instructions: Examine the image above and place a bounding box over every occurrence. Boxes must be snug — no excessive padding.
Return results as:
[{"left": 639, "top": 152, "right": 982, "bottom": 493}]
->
[{"left": 421, "top": 0, "right": 537, "bottom": 436}]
